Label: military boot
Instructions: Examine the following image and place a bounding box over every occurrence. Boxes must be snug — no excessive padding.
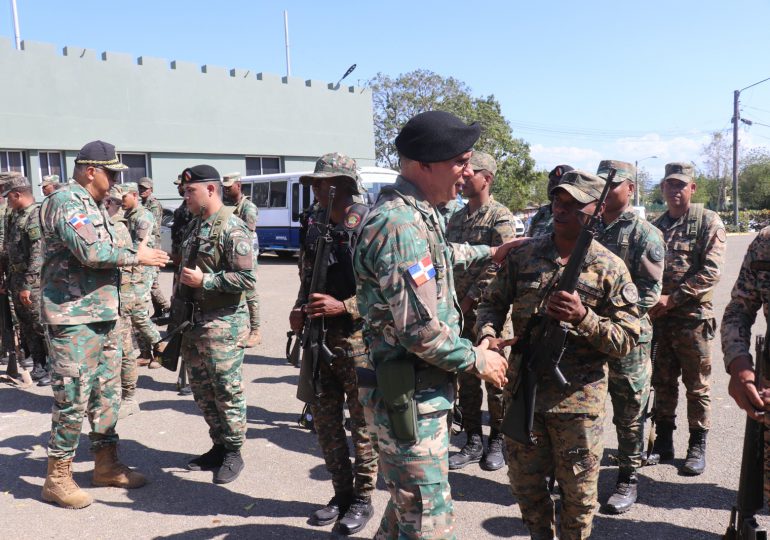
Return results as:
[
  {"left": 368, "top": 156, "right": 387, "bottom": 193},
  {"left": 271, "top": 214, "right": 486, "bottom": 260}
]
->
[
  {"left": 245, "top": 328, "right": 262, "bottom": 348},
  {"left": 214, "top": 449, "right": 244, "bottom": 484},
  {"left": 41, "top": 458, "right": 93, "bottom": 509},
  {"left": 310, "top": 492, "right": 352, "bottom": 526},
  {"left": 448, "top": 432, "right": 483, "bottom": 470},
  {"left": 148, "top": 341, "right": 165, "bottom": 369},
  {"left": 681, "top": 429, "right": 707, "bottom": 476},
  {"left": 92, "top": 444, "right": 147, "bottom": 488},
  {"left": 481, "top": 430, "right": 506, "bottom": 471},
  {"left": 649, "top": 423, "right": 674, "bottom": 463},
  {"left": 187, "top": 444, "right": 225, "bottom": 471},
  {"left": 338, "top": 494, "right": 374, "bottom": 535},
  {"left": 604, "top": 470, "right": 638, "bottom": 514}
]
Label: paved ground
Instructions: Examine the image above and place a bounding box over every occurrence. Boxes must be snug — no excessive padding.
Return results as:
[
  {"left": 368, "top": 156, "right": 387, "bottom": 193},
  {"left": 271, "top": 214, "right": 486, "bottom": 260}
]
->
[{"left": 1, "top": 233, "right": 767, "bottom": 539}]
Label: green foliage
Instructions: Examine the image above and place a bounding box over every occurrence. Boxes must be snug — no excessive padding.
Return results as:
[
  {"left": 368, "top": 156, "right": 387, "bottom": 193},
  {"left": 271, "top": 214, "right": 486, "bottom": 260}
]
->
[
  {"left": 367, "top": 70, "right": 541, "bottom": 211},
  {"left": 738, "top": 148, "right": 770, "bottom": 209}
]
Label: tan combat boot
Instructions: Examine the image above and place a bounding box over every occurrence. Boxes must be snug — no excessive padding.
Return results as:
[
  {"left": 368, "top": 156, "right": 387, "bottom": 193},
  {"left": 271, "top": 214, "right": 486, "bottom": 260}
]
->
[
  {"left": 41, "top": 457, "right": 93, "bottom": 509},
  {"left": 245, "top": 328, "right": 262, "bottom": 348},
  {"left": 92, "top": 444, "right": 147, "bottom": 488},
  {"left": 148, "top": 341, "right": 165, "bottom": 369}
]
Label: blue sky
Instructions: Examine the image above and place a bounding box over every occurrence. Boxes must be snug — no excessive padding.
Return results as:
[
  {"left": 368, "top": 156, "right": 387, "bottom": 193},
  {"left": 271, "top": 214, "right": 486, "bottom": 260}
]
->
[{"left": 3, "top": 0, "right": 770, "bottom": 180}]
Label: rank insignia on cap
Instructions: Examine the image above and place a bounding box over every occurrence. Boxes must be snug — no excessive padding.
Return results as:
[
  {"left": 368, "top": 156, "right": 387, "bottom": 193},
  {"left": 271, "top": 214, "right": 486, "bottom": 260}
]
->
[
  {"left": 68, "top": 214, "right": 91, "bottom": 229},
  {"left": 407, "top": 255, "right": 436, "bottom": 287},
  {"left": 345, "top": 212, "right": 361, "bottom": 229}
]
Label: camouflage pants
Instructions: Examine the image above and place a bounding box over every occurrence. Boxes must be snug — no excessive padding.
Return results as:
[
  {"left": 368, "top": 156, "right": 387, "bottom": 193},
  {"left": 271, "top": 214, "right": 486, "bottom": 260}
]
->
[
  {"left": 117, "top": 313, "right": 138, "bottom": 399},
  {"left": 128, "top": 292, "right": 161, "bottom": 353},
  {"left": 150, "top": 269, "right": 170, "bottom": 311},
  {"left": 247, "top": 253, "right": 260, "bottom": 329},
  {"left": 363, "top": 392, "right": 455, "bottom": 540},
  {"left": 608, "top": 341, "right": 651, "bottom": 473},
  {"left": 310, "top": 351, "right": 377, "bottom": 497},
  {"left": 10, "top": 283, "right": 47, "bottom": 366},
  {"left": 456, "top": 371, "right": 504, "bottom": 434},
  {"left": 181, "top": 311, "right": 248, "bottom": 451},
  {"left": 505, "top": 412, "right": 603, "bottom": 540},
  {"left": 46, "top": 321, "right": 121, "bottom": 459},
  {"left": 652, "top": 317, "right": 715, "bottom": 430}
]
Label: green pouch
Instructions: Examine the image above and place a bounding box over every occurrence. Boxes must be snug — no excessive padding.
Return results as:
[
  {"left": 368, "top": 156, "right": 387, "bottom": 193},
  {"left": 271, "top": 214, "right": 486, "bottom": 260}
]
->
[{"left": 377, "top": 356, "right": 418, "bottom": 444}]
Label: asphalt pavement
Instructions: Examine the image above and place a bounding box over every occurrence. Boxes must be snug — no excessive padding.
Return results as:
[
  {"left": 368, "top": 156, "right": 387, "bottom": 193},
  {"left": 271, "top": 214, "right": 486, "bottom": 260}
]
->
[{"left": 0, "top": 233, "right": 766, "bottom": 539}]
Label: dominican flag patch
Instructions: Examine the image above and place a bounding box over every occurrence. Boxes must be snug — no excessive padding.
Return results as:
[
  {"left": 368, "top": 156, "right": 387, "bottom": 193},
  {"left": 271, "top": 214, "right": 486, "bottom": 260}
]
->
[
  {"left": 68, "top": 214, "right": 91, "bottom": 229},
  {"left": 407, "top": 255, "right": 436, "bottom": 287}
]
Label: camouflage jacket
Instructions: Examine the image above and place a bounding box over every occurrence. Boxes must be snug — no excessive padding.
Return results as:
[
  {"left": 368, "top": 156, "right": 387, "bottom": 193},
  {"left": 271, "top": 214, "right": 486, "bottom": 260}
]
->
[
  {"left": 142, "top": 195, "right": 163, "bottom": 242},
  {"left": 0, "top": 203, "right": 8, "bottom": 277},
  {"left": 39, "top": 182, "right": 138, "bottom": 325},
  {"left": 526, "top": 204, "right": 553, "bottom": 237},
  {"left": 437, "top": 198, "right": 463, "bottom": 227},
  {"left": 171, "top": 201, "right": 193, "bottom": 258},
  {"left": 6, "top": 202, "right": 43, "bottom": 292},
  {"left": 229, "top": 195, "right": 259, "bottom": 233},
  {"left": 652, "top": 205, "right": 726, "bottom": 319},
  {"left": 354, "top": 176, "right": 492, "bottom": 414},
  {"left": 110, "top": 213, "right": 138, "bottom": 310},
  {"left": 476, "top": 235, "right": 640, "bottom": 414},
  {"left": 124, "top": 205, "right": 156, "bottom": 249},
  {"left": 445, "top": 200, "right": 516, "bottom": 326},
  {"left": 596, "top": 209, "right": 664, "bottom": 342},
  {"left": 721, "top": 228, "right": 770, "bottom": 371}
]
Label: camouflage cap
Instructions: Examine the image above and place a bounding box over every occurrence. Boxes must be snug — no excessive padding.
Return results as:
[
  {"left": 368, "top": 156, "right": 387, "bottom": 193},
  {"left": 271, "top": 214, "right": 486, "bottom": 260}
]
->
[
  {"left": 299, "top": 153, "right": 363, "bottom": 194},
  {"left": 221, "top": 172, "right": 242, "bottom": 187},
  {"left": 552, "top": 170, "right": 605, "bottom": 204},
  {"left": 173, "top": 173, "right": 183, "bottom": 186},
  {"left": 40, "top": 174, "right": 60, "bottom": 186},
  {"left": 108, "top": 185, "right": 124, "bottom": 200},
  {"left": 597, "top": 160, "right": 636, "bottom": 184},
  {"left": 470, "top": 151, "right": 497, "bottom": 175},
  {"left": 137, "top": 176, "right": 153, "bottom": 188},
  {"left": 1, "top": 174, "right": 31, "bottom": 197},
  {"left": 121, "top": 182, "right": 139, "bottom": 194},
  {"left": 662, "top": 162, "right": 695, "bottom": 184}
]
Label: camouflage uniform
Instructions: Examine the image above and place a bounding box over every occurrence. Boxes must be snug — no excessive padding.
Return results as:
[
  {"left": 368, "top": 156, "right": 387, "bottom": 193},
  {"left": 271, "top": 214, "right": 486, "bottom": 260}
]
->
[
  {"left": 651, "top": 205, "right": 725, "bottom": 431},
  {"left": 171, "top": 200, "right": 193, "bottom": 263},
  {"left": 176, "top": 205, "right": 255, "bottom": 452},
  {"left": 476, "top": 235, "right": 640, "bottom": 540},
  {"left": 298, "top": 202, "right": 322, "bottom": 275},
  {"left": 142, "top": 193, "right": 169, "bottom": 311},
  {"left": 437, "top": 197, "right": 463, "bottom": 227},
  {"left": 526, "top": 204, "right": 553, "bottom": 238},
  {"left": 40, "top": 182, "right": 139, "bottom": 459},
  {"left": 229, "top": 194, "right": 261, "bottom": 333},
  {"left": 354, "top": 176, "right": 493, "bottom": 539},
  {"left": 445, "top": 200, "right": 516, "bottom": 436}
]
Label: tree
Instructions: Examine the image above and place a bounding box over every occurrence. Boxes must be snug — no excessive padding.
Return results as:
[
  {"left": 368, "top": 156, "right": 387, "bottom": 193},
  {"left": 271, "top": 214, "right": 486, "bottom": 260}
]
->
[
  {"left": 700, "top": 131, "right": 732, "bottom": 210},
  {"left": 738, "top": 147, "right": 770, "bottom": 209},
  {"left": 367, "top": 70, "right": 540, "bottom": 210}
]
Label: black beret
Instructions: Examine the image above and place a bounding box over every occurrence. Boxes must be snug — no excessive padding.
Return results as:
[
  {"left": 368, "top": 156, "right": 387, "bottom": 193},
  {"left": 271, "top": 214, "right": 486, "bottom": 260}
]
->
[
  {"left": 548, "top": 164, "right": 574, "bottom": 182},
  {"left": 182, "top": 164, "right": 221, "bottom": 184},
  {"left": 395, "top": 110, "right": 481, "bottom": 163}
]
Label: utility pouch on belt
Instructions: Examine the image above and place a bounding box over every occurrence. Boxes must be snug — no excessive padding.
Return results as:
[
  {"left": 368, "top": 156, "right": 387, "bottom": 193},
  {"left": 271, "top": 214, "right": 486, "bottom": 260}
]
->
[{"left": 377, "top": 356, "right": 418, "bottom": 444}]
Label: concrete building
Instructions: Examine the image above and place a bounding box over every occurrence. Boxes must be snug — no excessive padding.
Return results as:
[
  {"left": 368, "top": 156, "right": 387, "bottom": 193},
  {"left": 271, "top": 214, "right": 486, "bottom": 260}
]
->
[{"left": 0, "top": 38, "right": 375, "bottom": 204}]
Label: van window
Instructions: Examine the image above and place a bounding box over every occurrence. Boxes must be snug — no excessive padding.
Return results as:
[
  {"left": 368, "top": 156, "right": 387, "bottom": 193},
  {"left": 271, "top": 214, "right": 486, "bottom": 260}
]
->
[
  {"left": 291, "top": 183, "right": 300, "bottom": 220},
  {"left": 241, "top": 183, "right": 252, "bottom": 200},
  {"left": 270, "top": 181, "right": 287, "bottom": 207},
  {"left": 302, "top": 184, "right": 311, "bottom": 211},
  {"left": 253, "top": 183, "right": 269, "bottom": 207}
]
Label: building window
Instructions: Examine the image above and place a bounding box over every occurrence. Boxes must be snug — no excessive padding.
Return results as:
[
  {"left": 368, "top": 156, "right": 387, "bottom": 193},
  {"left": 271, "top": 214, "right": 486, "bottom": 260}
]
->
[
  {"left": 39, "top": 151, "right": 65, "bottom": 179},
  {"left": 0, "top": 150, "right": 26, "bottom": 174},
  {"left": 245, "top": 156, "right": 281, "bottom": 176},
  {"left": 118, "top": 153, "right": 149, "bottom": 183}
]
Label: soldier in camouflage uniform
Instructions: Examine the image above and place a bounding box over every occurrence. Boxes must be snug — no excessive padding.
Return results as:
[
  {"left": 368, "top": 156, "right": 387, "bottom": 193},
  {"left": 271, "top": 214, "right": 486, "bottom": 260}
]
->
[
  {"left": 2, "top": 175, "right": 50, "bottom": 385},
  {"left": 525, "top": 164, "right": 573, "bottom": 237},
  {"left": 138, "top": 176, "right": 171, "bottom": 316},
  {"left": 104, "top": 187, "right": 141, "bottom": 418},
  {"left": 39, "top": 140, "right": 169, "bottom": 509},
  {"left": 176, "top": 164, "right": 255, "bottom": 485},
  {"left": 477, "top": 170, "right": 640, "bottom": 540},
  {"left": 223, "top": 172, "right": 262, "bottom": 348},
  {"left": 122, "top": 182, "right": 164, "bottom": 369},
  {"left": 171, "top": 175, "right": 193, "bottom": 266},
  {"left": 593, "top": 160, "right": 665, "bottom": 513},
  {"left": 649, "top": 162, "right": 725, "bottom": 476},
  {"left": 289, "top": 153, "right": 378, "bottom": 535},
  {"left": 445, "top": 151, "right": 517, "bottom": 472},
  {"left": 354, "top": 111, "right": 510, "bottom": 539},
  {"left": 40, "top": 175, "right": 61, "bottom": 197}
]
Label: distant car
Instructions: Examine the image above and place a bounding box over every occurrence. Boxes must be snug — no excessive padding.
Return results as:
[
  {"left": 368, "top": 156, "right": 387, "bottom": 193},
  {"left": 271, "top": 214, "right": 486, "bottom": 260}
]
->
[
  {"left": 512, "top": 216, "right": 526, "bottom": 237},
  {"left": 160, "top": 207, "right": 174, "bottom": 258}
]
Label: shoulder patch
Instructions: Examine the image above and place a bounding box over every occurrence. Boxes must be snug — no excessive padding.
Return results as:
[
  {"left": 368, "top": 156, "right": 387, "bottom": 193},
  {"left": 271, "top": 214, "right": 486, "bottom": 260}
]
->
[
  {"left": 345, "top": 211, "right": 362, "bottom": 230},
  {"left": 137, "top": 220, "right": 149, "bottom": 230},
  {"left": 27, "top": 225, "right": 41, "bottom": 241},
  {"left": 235, "top": 240, "right": 251, "bottom": 256},
  {"left": 66, "top": 213, "right": 97, "bottom": 243},
  {"left": 716, "top": 228, "right": 727, "bottom": 242},
  {"left": 407, "top": 254, "right": 436, "bottom": 287},
  {"left": 621, "top": 282, "right": 639, "bottom": 304},
  {"left": 648, "top": 243, "right": 664, "bottom": 262}
]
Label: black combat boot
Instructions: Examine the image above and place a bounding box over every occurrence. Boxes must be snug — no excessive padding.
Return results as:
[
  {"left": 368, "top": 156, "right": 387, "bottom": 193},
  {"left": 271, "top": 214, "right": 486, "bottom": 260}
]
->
[
  {"left": 214, "top": 449, "right": 244, "bottom": 484},
  {"left": 310, "top": 493, "right": 352, "bottom": 526},
  {"left": 681, "top": 429, "right": 707, "bottom": 476},
  {"left": 337, "top": 494, "right": 374, "bottom": 535},
  {"left": 649, "top": 423, "right": 674, "bottom": 463},
  {"left": 187, "top": 444, "right": 225, "bottom": 471},
  {"left": 604, "top": 470, "right": 638, "bottom": 514},
  {"left": 448, "top": 432, "right": 483, "bottom": 470},
  {"left": 480, "top": 430, "right": 506, "bottom": 471},
  {"left": 31, "top": 360, "right": 51, "bottom": 386}
]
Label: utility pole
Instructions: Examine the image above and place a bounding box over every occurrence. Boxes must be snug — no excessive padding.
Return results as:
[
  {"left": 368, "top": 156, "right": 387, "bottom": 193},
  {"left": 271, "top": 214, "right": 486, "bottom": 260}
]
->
[
  {"left": 283, "top": 10, "right": 291, "bottom": 77},
  {"left": 732, "top": 90, "right": 739, "bottom": 227},
  {"left": 10, "top": 0, "right": 21, "bottom": 50}
]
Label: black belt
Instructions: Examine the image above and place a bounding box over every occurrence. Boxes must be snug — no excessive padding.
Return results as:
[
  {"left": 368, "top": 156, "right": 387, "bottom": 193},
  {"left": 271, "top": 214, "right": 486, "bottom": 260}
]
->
[{"left": 355, "top": 366, "right": 453, "bottom": 390}]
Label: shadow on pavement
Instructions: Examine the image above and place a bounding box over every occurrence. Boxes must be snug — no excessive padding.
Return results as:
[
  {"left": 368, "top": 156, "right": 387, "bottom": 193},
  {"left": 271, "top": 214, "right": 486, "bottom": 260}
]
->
[
  {"left": 0, "top": 386, "right": 51, "bottom": 413},
  {"left": 448, "top": 470, "right": 513, "bottom": 507},
  {"left": 593, "top": 515, "right": 721, "bottom": 539},
  {"left": 151, "top": 523, "right": 362, "bottom": 539},
  {"left": 481, "top": 515, "right": 531, "bottom": 538}
]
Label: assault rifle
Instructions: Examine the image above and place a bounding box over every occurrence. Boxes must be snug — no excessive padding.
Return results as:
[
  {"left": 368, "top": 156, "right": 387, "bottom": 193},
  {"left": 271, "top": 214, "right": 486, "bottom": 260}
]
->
[
  {"left": 642, "top": 329, "right": 660, "bottom": 466},
  {"left": 501, "top": 169, "right": 615, "bottom": 445},
  {"left": 296, "top": 187, "right": 336, "bottom": 404},
  {"left": 723, "top": 335, "right": 768, "bottom": 540}
]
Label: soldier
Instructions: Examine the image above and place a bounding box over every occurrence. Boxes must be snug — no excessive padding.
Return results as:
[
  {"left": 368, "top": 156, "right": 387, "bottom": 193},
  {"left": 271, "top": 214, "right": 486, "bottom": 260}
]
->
[
  {"left": 526, "top": 164, "right": 573, "bottom": 237},
  {"left": 354, "top": 110, "right": 510, "bottom": 539},
  {"left": 171, "top": 174, "right": 193, "bottom": 267},
  {"left": 39, "top": 140, "right": 168, "bottom": 509},
  {"left": 222, "top": 172, "right": 261, "bottom": 348},
  {"left": 445, "top": 151, "right": 517, "bottom": 472},
  {"left": 289, "top": 153, "right": 378, "bottom": 535},
  {"left": 649, "top": 162, "right": 725, "bottom": 476},
  {"left": 40, "top": 175, "right": 60, "bottom": 196},
  {"left": 104, "top": 186, "right": 141, "bottom": 418},
  {"left": 138, "top": 176, "right": 171, "bottom": 316},
  {"left": 477, "top": 170, "right": 640, "bottom": 539},
  {"left": 122, "top": 182, "right": 164, "bottom": 369},
  {"left": 2, "top": 175, "right": 49, "bottom": 386},
  {"left": 176, "top": 164, "right": 255, "bottom": 484},
  {"left": 594, "top": 160, "right": 664, "bottom": 513}
]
